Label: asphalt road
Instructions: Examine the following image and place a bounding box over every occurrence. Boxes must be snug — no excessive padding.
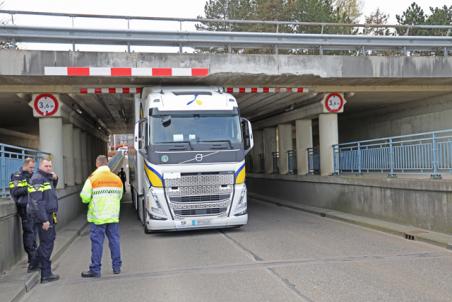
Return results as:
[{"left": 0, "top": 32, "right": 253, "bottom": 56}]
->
[{"left": 20, "top": 198, "right": 452, "bottom": 302}]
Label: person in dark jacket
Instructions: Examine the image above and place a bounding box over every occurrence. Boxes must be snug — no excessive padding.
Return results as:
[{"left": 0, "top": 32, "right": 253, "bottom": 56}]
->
[
  {"left": 9, "top": 157, "right": 38, "bottom": 272},
  {"left": 117, "top": 168, "right": 127, "bottom": 193},
  {"left": 28, "top": 157, "right": 60, "bottom": 284}
]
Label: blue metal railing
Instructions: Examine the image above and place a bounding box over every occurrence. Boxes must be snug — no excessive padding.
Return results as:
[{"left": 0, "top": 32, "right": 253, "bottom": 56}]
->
[
  {"left": 333, "top": 129, "right": 452, "bottom": 178},
  {"left": 307, "top": 147, "right": 320, "bottom": 174},
  {"left": 0, "top": 143, "right": 50, "bottom": 198}
]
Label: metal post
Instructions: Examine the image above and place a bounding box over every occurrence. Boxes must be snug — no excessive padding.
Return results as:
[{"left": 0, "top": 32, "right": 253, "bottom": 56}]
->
[
  {"left": 333, "top": 144, "right": 340, "bottom": 175},
  {"left": 287, "top": 150, "right": 296, "bottom": 175},
  {"left": 388, "top": 138, "right": 396, "bottom": 178},
  {"left": 0, "top": 145, "right": 5, "bottom": 197},
  {"left": 321, "top": 24, "right": 324, "bottom": 34},
  {"left": 127, "top": 18, "right": 131, "bottom": 53},
  {"left": 179, "top": 21, "right": 183, "bottom": 54},
  {"left": 272, "top": 152, "right": 279, "bottom": 174},
  {"left": 431, "top": 132, "right": 442, "bottom": 179},
  {"left": 259, "top": 153, "right": 265, "bottom": 173},
  {"left": 357, "top": 142, "right": 362, "bottom": 175},
  {"left": 319, "top": 46, "right": 324, "bottom": 55},
  {"left": 308, "top": 148, "right": 314, "bottom": 174},
  {"left": 444, "top": 47, "right": 448, "bottom": 58},
  {"left": 10, "top": 14, "right": 14, "bottom": 24},
  {"left": 448, "top": 139, "right": 452, "bottom": 173},
  {"left": 72, "top": 17, "right": 76, "bottom": 52}
]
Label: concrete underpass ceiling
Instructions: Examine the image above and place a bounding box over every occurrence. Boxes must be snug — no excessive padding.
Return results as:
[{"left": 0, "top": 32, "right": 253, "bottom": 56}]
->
[{"left": 1, "top": 89, "right": 452, "bottom": 137}]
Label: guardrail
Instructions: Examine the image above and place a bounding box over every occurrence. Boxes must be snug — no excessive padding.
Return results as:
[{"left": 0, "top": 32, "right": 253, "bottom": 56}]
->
[
  {"left": 333, "top": 129, "right": 452, "bottom": 178},
  {"left": 0, "top": 143, "right": 50, "bottom": 198},
  {"left": 0, "top": 10, "right": 451, "bottom": 55}
]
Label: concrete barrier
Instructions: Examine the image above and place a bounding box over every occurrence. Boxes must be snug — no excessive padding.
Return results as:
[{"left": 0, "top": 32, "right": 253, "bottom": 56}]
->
[
  {"left": 0, "top": 185, "right": 84, "bottom": 275},
  {"left": 247, "top": 173, "right": 452, "bottom": 234}
]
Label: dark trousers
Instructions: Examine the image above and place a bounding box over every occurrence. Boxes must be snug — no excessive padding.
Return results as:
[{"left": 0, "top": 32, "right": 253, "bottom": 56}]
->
[
  {"left": 89, "top": 223, "right": 122, "bottom": 275},
  {"left": 17, "top": 205, "right": 38, "bottom": 264},
  {"left": 35, "top": 220, "right": 56, "bottom": 278}
]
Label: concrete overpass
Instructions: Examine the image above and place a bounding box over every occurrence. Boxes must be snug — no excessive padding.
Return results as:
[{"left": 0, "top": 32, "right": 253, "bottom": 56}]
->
[{"left": 2, "top": 48, "right": 452, "bottom": 301}]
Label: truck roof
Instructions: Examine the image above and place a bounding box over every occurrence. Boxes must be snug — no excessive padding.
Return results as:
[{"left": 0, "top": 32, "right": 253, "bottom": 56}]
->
[{"left": 143, "top": 86, "right": 238, "bottom": 112}]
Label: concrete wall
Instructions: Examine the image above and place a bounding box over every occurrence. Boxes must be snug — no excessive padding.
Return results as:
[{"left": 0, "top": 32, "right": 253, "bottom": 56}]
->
[
  {"left": 340, "top": 94, "right": 452, "bottom": 142},
  {"left": 0, "top": 185, "right": 84, "bottom": 275},
  {"left": 248, "top": 174, "right": 452, "bottom": 234}
]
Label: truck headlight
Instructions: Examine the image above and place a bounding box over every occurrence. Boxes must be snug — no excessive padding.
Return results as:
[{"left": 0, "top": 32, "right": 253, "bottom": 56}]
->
[
  {"left": 234, "top": 186, "right": 247, "bottom": 216},
  {"left": 148, "top": 189, "right": 167, "bottom": 220}
]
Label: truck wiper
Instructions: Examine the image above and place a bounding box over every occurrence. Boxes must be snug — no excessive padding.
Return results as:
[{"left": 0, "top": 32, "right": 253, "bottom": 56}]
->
[
  {"left": 199, "top": 139, "right": 233, "bottom": 149},
  {"left": 157, "top": 141, "right": 193, "bottom": 150}
]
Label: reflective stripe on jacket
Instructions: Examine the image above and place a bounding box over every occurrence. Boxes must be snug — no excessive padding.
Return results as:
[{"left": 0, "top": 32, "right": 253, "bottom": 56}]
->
[
  {"left": 28, "top": 170, "right": 58, "bottom": 223},
  {"left": 9, "top": 168, "right": 32, "bottom": 206},
  {"left": 80, "top": 166, "right": 123, "bottom": 225}
]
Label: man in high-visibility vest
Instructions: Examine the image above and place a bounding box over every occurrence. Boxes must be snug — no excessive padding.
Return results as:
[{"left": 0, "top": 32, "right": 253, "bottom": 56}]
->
[{"left": 80, "top": 155, "right": 123, "bottom": 278}]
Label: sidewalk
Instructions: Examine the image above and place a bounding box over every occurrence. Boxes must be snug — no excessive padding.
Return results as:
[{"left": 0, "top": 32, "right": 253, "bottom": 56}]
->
[
  {"left": 249, "top": 192, "right": 452, "bottom": 250},
  {"left": 0, "top": 216, "right": 88, "bottom": 302}
]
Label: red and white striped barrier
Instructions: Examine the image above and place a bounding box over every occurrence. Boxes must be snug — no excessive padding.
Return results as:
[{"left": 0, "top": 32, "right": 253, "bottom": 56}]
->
[
  {"left": 80, "top": 87, "right": 142, "bottom": 94},
  {"left": 45, "top": 67, "right": 209, "bottom": 77},
  {"left": 78, "top": 86, "right": 309, "bottom": 94},
  {"left": 225, "top": 87, "right": 307, "bottom": 93}
]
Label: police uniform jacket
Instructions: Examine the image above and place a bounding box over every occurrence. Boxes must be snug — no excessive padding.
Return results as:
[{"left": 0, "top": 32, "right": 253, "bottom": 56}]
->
[
  {"left": 9, "top": 168, "right": 33, "bottom": 207},
  {"left": 28, "top": 170, "right": 59, "bottom": 223}
]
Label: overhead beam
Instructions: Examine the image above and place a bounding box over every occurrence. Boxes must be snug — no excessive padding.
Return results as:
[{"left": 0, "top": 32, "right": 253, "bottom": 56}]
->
[{"left": 253, "top": 102, "right": 324, "bottom": 129}]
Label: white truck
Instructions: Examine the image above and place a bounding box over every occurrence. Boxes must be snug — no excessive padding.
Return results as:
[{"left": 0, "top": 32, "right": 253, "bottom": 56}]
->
[{"left": 129, "top": 87, "right": 253, "bottom": 233}]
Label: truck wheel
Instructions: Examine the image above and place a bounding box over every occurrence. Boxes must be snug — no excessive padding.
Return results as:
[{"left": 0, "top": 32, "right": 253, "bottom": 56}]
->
[
  {"left": 144, "top": 224, "right": 152, "bottom": 234},
  {"left": 141, "top": 198, "right": 146, "bottom": 225}
]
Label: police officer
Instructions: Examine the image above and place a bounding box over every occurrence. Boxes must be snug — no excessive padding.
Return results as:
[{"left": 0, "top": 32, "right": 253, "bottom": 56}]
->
[
  {"left": 80, "top": 155, "right": 123, "bottom": 278},
  {"left": 9, "top": 157, "right": 38, "bottom": 272},
  {"left": 28, "top": 157, "right": 60, "bottom": 284}
]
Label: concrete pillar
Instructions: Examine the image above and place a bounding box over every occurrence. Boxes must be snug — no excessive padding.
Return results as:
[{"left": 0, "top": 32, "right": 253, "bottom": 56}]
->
[
  {"left": 277, "top": 124, "right": 292, "bottom": 175},
  {"left": 63, "top": 124, "right": 75, "bottom": 186},
  {"left": 319, "top": 113, "right": 338, "bottom": 176},
  {"left": 80, "top": 131, "right": 88, "bottom": 178},
  {"left": 263, "top": 127, "right": 277, "bottom": 174},
  {"left": 73, "top": 128, "right": 82, "bottom": 184},
  {"left": 296, "top": 119, "right": 313, "bottom": 175},
  {"left": 39, "top": 118, "right": 64, "bottom": 189}
]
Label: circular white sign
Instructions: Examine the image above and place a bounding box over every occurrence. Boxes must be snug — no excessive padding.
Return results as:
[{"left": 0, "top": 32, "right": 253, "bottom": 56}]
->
[
  {"left": 324, "top": 93, "right": 344, "bottom": 113},
  {"left": 33, "top": 94, "right": 59, "bottom": 116}
]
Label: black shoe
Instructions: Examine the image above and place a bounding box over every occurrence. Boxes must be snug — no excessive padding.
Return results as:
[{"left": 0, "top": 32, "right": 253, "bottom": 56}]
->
[
  {"left": 41, "top": 274, "right": 59, "bottom": 284},
  {"left": 81, "top": 271, "right": 100, "bottom": 278},
  {"left": 27, "top": 265, "right": 40, "bottom": 273},
  {"left": 113, "top": 269, "right": 121, "bottom": 275}
]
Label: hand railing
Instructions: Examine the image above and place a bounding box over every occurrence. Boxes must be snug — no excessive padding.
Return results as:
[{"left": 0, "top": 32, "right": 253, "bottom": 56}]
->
[
  {"left": 1, "top": 143, "right": 50, "bottom": 198},
  {"left": 333, "top": 129, "right": 452, "bottom": 178}
]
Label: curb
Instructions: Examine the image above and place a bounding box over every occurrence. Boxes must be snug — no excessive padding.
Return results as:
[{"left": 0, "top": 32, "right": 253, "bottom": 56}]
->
[
  {"left": 248, "top": 192, "right": 452, "bottom": 250},
  {"left": 10, "top": 221, "right": 89, "bottom": 302}
]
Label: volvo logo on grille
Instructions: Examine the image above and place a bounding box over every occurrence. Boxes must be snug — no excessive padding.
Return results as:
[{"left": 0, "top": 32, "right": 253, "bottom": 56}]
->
[{"left": 195, "top": 154, "right": 203, "bottom": 162}]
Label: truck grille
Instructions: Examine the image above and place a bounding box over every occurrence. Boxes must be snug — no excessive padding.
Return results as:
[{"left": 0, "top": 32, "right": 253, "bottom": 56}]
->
[
  {"left": 174, "top": 208, "right": 227, "bottom": 216},
  {"left": 164, "top": 172, "right": 234, "bottom": 218}
]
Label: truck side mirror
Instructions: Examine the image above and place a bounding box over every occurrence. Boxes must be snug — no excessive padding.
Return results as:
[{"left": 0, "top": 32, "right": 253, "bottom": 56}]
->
[{"left": 241, "top": 118, "right": 254, "bottom": 155}]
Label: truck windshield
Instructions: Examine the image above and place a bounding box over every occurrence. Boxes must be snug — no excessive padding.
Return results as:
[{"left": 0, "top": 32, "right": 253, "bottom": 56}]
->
[{"left": 150, "top": 114, "right": 242, "bottom": 145}]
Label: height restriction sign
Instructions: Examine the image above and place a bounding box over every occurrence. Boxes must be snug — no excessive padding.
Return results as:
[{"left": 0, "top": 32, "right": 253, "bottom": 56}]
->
[
  {"left": 322, "top": 93, "right": 345, "bottom": 113},
  {"left": 33, "top": 94, "right": 60, "bottom": 116}
]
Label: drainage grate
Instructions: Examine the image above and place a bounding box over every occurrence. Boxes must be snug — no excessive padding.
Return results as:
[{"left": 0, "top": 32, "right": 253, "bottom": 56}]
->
[{"left": 404, "top": 233, "right": 415, "bottom": 240}]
